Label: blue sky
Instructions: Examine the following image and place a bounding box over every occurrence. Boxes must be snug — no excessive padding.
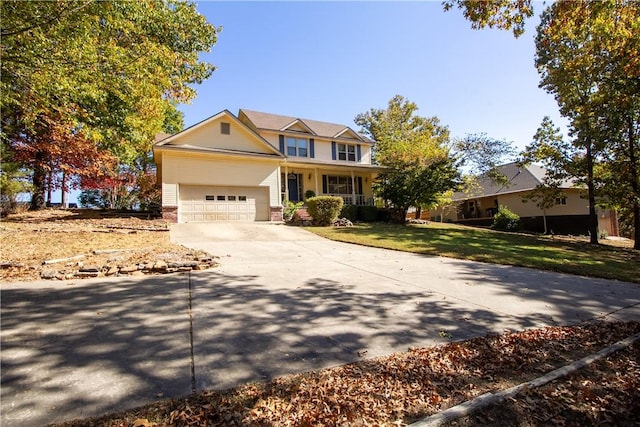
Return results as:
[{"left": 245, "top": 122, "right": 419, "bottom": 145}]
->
[
  {"left": 182, "top": 1, "right": 567, "bottom": 152},
  {"left": 61, "top": 1, "right": 566, "bottom": 205}
]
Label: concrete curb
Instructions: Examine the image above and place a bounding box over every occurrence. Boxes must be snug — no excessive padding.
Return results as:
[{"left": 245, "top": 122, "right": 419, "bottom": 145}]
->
[{"left": 409, "top": 331, "right": 640, "bottom": 427}]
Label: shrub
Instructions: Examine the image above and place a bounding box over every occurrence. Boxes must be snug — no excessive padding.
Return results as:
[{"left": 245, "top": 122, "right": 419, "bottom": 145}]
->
[
  {"left": 306, "top": 196, "right": 343, "bottom": 226},
  {"left": 304, "top": 190, "right": 316, "bottom": 200},
  {"left": 492, "top": 206, "right": 521, "bottom": 231},
  {"left": 357, "top": 205, "right": 378, "bottom": 222},
  {"left": 340, "top": 204, "right": 358, "bottom": 222},
  {"left": 283, "top": 200, "right": 303, "bottom": 222},
  {"left": 376, "top": 208, "right": 392, "bottom": 222}
]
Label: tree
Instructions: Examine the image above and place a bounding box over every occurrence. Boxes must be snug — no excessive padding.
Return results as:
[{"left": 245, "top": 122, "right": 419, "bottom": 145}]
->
[
  {"left": 446, "top": 0, "right": 639, "bottom": 247},
  {"left": 454, "top": 133, "right": 515, "bottom": 186},
  {"left": 1, "top": 0, "right": 219, "bottom": 209},
  {"left": 520, "top": 117, "right": 575, "bottom": 235},
  {"left": 535, "top": 1, "right": 640, "bottom": 246},
  {"left": 0, "top": 140, "right": 31, "bottom": 214},
  {"left": 443, "top": 0, "right": 534, "bottom": 38},
  {"left": 355, "top": 96, "right": 460, "bottom": 222}
]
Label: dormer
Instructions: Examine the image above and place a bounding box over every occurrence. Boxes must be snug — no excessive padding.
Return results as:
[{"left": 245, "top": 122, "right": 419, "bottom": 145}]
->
[{"left": 280, "top": 119, "right": 316, "bottom": 135}]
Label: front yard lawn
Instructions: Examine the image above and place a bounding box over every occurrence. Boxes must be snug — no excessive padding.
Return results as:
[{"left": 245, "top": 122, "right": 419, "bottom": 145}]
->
[{"left": 306, "top": 222, "right": 640, "bottom": 284}]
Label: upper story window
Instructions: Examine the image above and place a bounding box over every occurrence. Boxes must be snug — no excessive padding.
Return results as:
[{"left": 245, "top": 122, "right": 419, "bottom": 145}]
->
[
  {"left": 556, "top": 196, "right": 567, "bottom": 205},
  {"left": 220, "top": 122, "right": 231, "bottom": 135},
  {"left": 287, "top": 137, "right": 308, "bottom": 157},
  {"left": 338, "top": 143, "right": 356, "bottom": 161}
]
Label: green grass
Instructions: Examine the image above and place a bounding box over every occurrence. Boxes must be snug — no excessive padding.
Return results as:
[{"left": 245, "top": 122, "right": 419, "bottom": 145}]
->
[{"left": 306, "top": 222, "right": 640, "bottom": 284}]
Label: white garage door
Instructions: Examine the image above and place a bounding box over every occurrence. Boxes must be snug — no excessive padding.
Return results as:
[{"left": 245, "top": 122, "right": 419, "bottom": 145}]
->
[{"left": 179, "top": 185, "right": 269, "bottom": 222}]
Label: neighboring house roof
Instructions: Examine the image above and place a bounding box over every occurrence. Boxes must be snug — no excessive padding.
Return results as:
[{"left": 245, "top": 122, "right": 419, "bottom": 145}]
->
[
  {"left": 453, "top": 162, "right": 576, "bottom": 201},
  {"left": 239, "top": 109, "right": 373, "bottom": 143}
]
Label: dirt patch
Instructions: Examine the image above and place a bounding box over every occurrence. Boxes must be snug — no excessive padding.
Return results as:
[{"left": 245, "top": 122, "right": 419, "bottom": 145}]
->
[{"left": 0, "top": 209, "right": 217, "bottom": 282}]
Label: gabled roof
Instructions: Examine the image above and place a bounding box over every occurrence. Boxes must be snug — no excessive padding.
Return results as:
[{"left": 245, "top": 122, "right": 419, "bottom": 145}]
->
[
  {"left": 154, "top": 109, "right": 283, "bottom": 158},
  {"left": 239, "top": 109, "right": 373, "bottom": 143},
  {"left": 454, "top": 162, "right": 576, "bottom": 200},
  {"left": 280, "top": 118, "right": 316, "bottom": 135}
]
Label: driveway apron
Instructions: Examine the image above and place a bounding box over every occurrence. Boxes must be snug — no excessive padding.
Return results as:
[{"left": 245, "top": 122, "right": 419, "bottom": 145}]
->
[{"left": 1, "top": 222, "right": 639, "bottom": 425}]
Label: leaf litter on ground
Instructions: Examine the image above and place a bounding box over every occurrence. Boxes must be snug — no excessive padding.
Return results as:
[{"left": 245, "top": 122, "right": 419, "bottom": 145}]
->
[{"left": 54, "top": 321, "right": 639, "bottom": 427}]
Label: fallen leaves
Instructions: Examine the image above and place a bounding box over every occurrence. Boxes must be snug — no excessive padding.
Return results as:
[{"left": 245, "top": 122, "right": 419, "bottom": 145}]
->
[
  {"left": 0, "top": 209, "right": 207, "bottom": 282},
  {"left": 53, "top": 321, "right": 639, "bottom": 427}
]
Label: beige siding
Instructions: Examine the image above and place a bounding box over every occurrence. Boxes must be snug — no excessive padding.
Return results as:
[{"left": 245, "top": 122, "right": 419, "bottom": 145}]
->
[
  {"left": 161, "top": 152, "right": 281, "bottom": 206},
  {"left": 498, "top": 188, "right": 588, "bottom": 217},
  {"left": 441, "top": 188, "right": 590, "bottom": 222},
  {"left": 261, "top": 131, "right": 373, "bottom": 165},
  {"left": 314, "top": 139, "right": 333, "bottom": 161},
  {"left": 170, "top": 115, "right": 276, "bottom": 154},
  {"left": 162, "top": 183, "right": 178, "bottom": 206},
  {"left": 359, "top": 144, "right": 372, "bottom": 164}
]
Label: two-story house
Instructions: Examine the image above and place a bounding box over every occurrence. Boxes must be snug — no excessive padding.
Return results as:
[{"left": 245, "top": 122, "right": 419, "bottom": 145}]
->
[{"left": 153, "top": 109, "right": 381, "bottom": 222}]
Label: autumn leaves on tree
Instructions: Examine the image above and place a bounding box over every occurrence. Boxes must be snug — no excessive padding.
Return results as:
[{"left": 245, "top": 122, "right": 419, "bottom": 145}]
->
[{"left": 1, "top": 0, "right": 219, "bottom": 210}]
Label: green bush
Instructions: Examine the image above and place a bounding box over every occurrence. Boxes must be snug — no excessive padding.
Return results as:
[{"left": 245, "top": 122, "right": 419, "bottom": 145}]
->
[
  {"left": 492, "top": 206, "right": 521, "bottom": 231},
  {"left": 306, "top": 196, "right": 343, "bottom": 226},
  {"left": 304, "top": 190, "right": 316, "bottom": 200},
  {"left": 376, "top": 208, "right": 393, "bottom": 222},
  {"left": 283, "top": 200, "right": 303, "bottom": 222},
  {"left": 357, "top": 205, "right": 378, "bottom": 222},
  {"left": 340, "top": 204, "right": 358, "bottom": 221}
]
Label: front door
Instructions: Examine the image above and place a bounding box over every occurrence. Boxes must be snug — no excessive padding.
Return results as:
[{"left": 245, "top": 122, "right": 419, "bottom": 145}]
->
[{"left": 287, "top": 174, "right": 300, "bottom": 202}]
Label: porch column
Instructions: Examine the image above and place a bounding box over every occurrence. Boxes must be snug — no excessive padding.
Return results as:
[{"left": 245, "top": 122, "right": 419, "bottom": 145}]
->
[
  {"left": 284, "top": 164, "right": 289, "bottom": 202},
  {"left": 314, "top": 168, "right": 319, "bottom": 196},
  {"left": 351, "top": 170, "right": 356, "bottom": 205}
]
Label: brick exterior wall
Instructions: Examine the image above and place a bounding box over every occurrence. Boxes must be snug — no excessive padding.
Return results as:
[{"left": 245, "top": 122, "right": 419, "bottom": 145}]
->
[
  {"left": 270, "top": 205, "right": 283, "bottom": 222},
  {"left": 162, "top": 206, "right": 178, "bottom": 223}
]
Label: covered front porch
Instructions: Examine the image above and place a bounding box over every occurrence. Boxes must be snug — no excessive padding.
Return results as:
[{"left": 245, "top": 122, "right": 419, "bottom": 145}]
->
[{"left": 280, "top": 161, "right": 379, "bottom": 206}]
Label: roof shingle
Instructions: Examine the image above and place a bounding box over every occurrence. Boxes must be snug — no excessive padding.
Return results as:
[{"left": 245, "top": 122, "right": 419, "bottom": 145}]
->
[{"left": 239, "top": 109, "right": 372, "bottom": 143}]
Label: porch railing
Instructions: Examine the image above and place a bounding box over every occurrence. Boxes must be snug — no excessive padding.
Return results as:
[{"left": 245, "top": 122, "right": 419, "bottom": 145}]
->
[
  {"left": 327, "top": 194, "right": 367, "bottom": 206},
  {"left": 282, "top": 193, "right": 369, "bottom": 206}
]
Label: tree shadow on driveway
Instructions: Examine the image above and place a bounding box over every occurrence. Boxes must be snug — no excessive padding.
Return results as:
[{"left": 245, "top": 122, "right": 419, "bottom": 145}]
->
[{"left": 2, "top": 258, "right": 639, "bottom": 426}]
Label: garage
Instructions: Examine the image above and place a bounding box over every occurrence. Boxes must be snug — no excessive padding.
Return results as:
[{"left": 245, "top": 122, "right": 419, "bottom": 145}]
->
[{"left": 179, "top": 185, "right": 269, "bottom": 222}]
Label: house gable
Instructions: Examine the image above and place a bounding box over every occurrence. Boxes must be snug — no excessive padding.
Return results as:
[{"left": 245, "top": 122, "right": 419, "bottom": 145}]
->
[
  {"left": 280, "top": 119, "right": 316, "bottom": 135},
  {"left": 156, "top": 110, "right": 282, "bottom": 157},
  {"left": 333, "top": 127, "right": 364, "bottom": 141}
]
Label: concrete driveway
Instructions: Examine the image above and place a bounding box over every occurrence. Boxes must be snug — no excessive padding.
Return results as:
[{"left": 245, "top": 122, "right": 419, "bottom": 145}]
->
[{"left": 2, "top": 222, "right": 639, "bottom": 426}]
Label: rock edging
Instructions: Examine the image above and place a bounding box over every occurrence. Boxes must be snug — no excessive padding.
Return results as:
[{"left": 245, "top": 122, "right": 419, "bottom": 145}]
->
[{"left": 38, "top": 253, "right": 218, "bottom": 281}]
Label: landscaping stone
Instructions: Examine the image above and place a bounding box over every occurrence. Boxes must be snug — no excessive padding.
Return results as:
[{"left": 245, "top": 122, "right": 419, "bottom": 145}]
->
[
  {"left": 40, "top": 269, "right": 57, "bottom": 279},
  {"left": 332, "top": 218, "right": 354, "bottom": 227},
  {"left": 153, "top": 260, "right": 168, "bottom": 271},
  {"left": 178, "top": 261, "right": 199, "bottom": 268},
  {"left": 75, "top": 271, "right": 100, "bottom": 278},
  {"left": 105, "top": 266, "right": 119, "bottom": 276},
  {"left": 35, "top": 253, "right": 215, "bottom": 281},
  {"left": 407, "top": 219, "right": 429, "bottom": 225},
  {"left": 119, "top": 265, "right": 138, "bottom": 273}
]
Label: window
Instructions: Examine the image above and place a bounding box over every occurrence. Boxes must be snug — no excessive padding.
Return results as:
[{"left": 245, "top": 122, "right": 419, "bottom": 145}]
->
[
  {"left": 286, "top": 137, "right": 308, "bottom": 157},
  {"left": 239, "top": 196, "right": 247, "bottom": 201},
  {"left": 338, "top": 143, "right": 356, "bottom": 161},
  {"left": 217, "top": 195, "right": 225, "bottom": 201},
  {"left": 220, "top": 122, "right": 230, "bottom": 135},
  {"left": 205, "top": 195, "right": 215, "bottom": 201},
  {"left": 227, "top": 195, "right": 236, "bottom": 201},
  {"left": 328, "top": 176, "right": 353, "bottom": 195},
  {"left": 556, "top": 196, "right": 567, "bottom": 205}
]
